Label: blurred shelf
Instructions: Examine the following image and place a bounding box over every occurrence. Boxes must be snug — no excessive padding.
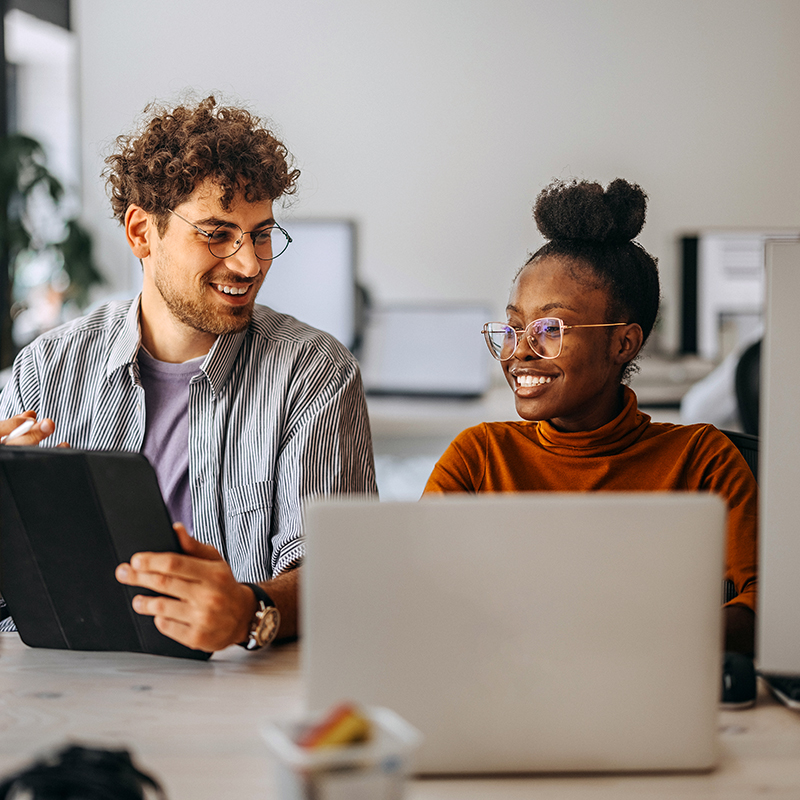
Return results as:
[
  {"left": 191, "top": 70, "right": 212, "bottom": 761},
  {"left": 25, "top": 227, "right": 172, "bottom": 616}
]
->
[{"left": 629, "top": 353, "right": 715, "bottom": 407}]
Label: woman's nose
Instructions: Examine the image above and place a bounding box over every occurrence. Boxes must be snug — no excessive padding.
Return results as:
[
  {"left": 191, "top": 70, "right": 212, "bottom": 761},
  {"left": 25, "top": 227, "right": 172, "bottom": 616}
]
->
[{"left": 513, "top": 332, "right": 540, "bottom": 360}]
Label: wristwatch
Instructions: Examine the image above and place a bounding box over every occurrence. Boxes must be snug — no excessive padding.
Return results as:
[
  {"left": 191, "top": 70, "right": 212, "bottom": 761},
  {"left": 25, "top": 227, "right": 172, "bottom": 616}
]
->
[{"left": 240, "top": 582, "right": 281, "bottom": 651}]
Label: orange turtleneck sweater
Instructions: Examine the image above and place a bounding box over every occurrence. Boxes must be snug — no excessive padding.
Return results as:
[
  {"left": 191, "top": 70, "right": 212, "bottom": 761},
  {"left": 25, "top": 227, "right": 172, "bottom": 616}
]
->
[{"left": 424, "top": 387, "right": 757, "bottom": 613}]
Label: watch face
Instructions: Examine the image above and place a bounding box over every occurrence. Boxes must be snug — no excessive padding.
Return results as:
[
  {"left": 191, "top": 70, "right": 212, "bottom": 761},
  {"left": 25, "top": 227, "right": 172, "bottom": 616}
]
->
[{"left": 251, "top": 605, "right": 280, "bottom": 649}]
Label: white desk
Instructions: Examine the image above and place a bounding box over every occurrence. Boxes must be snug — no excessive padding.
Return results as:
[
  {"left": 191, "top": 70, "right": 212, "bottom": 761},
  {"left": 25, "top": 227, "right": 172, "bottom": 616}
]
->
[
  {"left": 2, "top": 633, "right": 800, "bottom": 799},
  {"left": 0, "top": 632, "right": 302, "bottom": 798}
]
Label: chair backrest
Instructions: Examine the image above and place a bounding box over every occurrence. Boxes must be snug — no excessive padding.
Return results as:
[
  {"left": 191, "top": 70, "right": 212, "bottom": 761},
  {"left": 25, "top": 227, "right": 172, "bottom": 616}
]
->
[
  {"left": 719, "top": 429, "right": 759, "bottom": 603},
  {"left": 735, "top": 339, "right": 761, "bottom": 436},
  {"left": 720, "top": 429, "right": 759, "bottom": 483}
]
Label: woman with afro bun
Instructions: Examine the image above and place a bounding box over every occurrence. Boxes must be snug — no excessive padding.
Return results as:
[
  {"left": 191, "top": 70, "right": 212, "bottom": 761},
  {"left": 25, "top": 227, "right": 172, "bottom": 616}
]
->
[{"left": 425, "top": 178, "right": 757, "bottom": 656}]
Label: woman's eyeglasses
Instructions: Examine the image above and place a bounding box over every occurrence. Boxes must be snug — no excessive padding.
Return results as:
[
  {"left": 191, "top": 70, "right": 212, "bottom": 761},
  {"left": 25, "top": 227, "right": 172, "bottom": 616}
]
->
[{"left": 482, "top": 317, "right": 628, "bottom": 361}]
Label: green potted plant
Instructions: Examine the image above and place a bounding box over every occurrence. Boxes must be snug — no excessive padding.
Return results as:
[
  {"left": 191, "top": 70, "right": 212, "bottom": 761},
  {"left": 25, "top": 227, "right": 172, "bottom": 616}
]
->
[{"left": 0, "top": 133, "right": 103, "bottom": 369}]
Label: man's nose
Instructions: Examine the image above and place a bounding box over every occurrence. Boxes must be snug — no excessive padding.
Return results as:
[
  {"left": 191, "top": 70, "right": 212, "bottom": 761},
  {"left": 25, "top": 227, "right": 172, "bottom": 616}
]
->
[{"left": 226, "top": 236, "right": 263, "bottom": 278}]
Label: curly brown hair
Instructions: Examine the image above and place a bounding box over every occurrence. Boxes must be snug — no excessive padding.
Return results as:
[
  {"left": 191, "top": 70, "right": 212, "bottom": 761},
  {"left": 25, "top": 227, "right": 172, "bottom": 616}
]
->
[{"left": 104, "top": 96, "right": 300, "bottom": 234}]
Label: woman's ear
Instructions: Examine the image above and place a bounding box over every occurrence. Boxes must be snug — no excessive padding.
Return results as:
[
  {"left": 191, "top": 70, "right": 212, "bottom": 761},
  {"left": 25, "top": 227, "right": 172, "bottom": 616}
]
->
[
  {"left": 612, "top": 323, "right": 644, "bottom": 366},
  {"left": 125, "top": 205, "right": 154, "bottom": 259}
]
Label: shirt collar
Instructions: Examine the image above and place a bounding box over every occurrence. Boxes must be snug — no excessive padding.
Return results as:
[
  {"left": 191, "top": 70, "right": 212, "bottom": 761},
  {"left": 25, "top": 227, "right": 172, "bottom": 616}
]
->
[
  {"left": 106, "top": 296, "right": 144, "bottom": 379},
  {"left": 199, "top": 327, "right": 248, "bottom": 397},
  {"left": 105, "top": 295, "right": 248, "bottom": 396},
  {"left": 536, "top": 386, "right": 652, "bottom": 456}
]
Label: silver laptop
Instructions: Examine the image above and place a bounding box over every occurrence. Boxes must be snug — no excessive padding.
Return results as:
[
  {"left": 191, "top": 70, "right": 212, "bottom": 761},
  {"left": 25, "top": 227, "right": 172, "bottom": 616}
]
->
[{"left": 302, "top": 493, "right": 725, "bottom": 774}]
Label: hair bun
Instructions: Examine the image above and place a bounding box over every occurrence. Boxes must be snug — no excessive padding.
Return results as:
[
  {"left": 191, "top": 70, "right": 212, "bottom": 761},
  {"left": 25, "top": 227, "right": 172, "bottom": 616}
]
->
[{"left": 533, "top": 178, "right": 647, "bottom": 244}]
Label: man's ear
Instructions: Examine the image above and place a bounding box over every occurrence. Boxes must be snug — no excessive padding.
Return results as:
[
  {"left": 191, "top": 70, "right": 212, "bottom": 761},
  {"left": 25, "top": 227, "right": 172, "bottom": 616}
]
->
[
  {"left": 612, "top": 323, "right": 644, "bottom": 366},
  {"left": 125, "top": 205, "right": 155, "bottom": 259}
]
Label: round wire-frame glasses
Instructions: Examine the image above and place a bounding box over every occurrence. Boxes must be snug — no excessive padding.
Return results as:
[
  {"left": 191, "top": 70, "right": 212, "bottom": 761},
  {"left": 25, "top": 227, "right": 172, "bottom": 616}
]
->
[
  {"left": 482, "top": 317, "right": 628, "bottom": 361},
  {"left": 169, "top": 209, "right": 292, "bottom": 262}
]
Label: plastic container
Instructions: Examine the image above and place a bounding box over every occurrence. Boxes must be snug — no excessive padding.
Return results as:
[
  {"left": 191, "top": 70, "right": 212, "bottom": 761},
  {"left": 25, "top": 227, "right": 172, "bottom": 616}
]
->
[{"left": 262, "top": 706, "right": 422, "bottom": 800}]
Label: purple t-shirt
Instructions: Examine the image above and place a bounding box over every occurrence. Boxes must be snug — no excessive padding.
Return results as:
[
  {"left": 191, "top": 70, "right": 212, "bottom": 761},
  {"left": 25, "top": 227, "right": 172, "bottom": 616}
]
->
[{"left": 138, "top": 348, "right": 204, "bottom": 534}]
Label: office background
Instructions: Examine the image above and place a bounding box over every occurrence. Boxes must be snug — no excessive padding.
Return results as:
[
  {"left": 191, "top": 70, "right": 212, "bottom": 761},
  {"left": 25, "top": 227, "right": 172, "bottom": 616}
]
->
[{"left": 72, "top": 0, "right": 800, "bottom": 356}]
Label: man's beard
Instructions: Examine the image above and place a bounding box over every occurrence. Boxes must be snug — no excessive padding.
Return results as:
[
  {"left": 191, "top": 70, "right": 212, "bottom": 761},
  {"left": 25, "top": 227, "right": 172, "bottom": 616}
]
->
[{"left": 153, "top": 257, "right": 260, "bottom": 336}]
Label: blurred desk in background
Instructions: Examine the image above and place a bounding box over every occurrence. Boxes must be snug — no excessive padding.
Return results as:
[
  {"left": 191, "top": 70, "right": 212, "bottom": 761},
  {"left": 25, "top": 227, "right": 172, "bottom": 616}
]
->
[
  {"left": 368, "top": 384, "right": 518, "bottom": 457},
  {"left": 367, "top": 385, "right": 517, "bottom": 500},
  {"left": 629, "top": 353, "right": 715, "bottom": 408}
]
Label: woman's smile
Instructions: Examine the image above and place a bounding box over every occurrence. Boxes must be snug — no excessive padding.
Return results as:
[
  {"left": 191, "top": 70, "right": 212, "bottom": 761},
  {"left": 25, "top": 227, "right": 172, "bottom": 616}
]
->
[{"left": 501, "top": 256, "right": 637, "bottom": 431}]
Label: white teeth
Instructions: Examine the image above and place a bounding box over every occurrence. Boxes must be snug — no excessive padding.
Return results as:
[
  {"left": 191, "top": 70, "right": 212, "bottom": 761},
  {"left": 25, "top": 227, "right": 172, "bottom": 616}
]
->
[
  {"left": 215, "top": 284, "right": 249, "bottom": 295},
  {"left": 516, "top": 375, "right": 552, "bottom": 387}
]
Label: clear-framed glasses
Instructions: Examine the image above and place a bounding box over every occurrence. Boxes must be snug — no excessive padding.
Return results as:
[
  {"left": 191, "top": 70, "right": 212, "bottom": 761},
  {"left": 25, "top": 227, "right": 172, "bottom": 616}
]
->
[
  {"left": 482, "top": 317, "right": 628, "bottom": 361},
  {"left": 169, "top": 209, "right": 292, "bottom": 262}
]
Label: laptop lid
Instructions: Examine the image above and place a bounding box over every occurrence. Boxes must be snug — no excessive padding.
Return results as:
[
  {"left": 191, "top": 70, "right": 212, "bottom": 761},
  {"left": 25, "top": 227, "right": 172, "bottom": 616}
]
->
[{"left": 303, "top": 493, "right": 725, "bottom": 774}]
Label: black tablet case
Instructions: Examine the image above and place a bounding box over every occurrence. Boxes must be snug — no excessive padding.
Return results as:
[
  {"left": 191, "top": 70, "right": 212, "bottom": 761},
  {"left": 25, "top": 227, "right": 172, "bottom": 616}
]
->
[{"left": 0, "top": 447, "right": 211, "bottom": 660}]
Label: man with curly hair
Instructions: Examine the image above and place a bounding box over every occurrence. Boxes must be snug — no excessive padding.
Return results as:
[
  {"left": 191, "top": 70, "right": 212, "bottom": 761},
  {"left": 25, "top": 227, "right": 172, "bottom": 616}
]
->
[{"left": 0, "top": 97, "right": 377, "bottom": 652}]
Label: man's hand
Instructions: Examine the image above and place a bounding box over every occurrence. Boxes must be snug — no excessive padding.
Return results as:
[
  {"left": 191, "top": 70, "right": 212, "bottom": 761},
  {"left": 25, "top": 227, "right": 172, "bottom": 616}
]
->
[
  {"left": 115, "top": 523, "right": 258, "bottom": 653},
  {"left": 0, "top": 411, "right": 59, "bottom": 446}
]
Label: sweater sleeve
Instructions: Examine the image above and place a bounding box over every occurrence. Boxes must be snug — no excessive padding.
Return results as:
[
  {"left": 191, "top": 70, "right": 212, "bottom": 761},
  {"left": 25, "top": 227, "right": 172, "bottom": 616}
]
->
[
  {"left": 423, "top": 425, "right": 487, "bottom": 494},
  {"left": 690, "top": 427, "right": 758, "bottom": 613}
]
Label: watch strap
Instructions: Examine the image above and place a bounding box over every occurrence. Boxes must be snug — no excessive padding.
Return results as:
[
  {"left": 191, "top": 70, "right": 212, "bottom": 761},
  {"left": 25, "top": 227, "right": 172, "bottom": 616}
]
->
[
  {"left": 239, "top": 582, "right": 280, "bottom": 650},
  {"left": 243, "top": 582, "right": 276, "bottom": 611}
]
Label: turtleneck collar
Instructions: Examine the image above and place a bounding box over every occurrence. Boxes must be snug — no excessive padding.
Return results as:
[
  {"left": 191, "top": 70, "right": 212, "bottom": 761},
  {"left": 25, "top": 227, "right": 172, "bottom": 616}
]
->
[{"left": 533, "top": 386, "right": 652, "bottom": 456}]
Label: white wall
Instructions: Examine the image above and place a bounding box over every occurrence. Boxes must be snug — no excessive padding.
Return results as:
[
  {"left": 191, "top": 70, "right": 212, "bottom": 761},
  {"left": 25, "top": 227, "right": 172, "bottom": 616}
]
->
[
  {"left": 73, "top": 0, "right": 800, "bottom": 352},
  {"left": 5, "top": 10, "right": 79, "bottom": 191}
]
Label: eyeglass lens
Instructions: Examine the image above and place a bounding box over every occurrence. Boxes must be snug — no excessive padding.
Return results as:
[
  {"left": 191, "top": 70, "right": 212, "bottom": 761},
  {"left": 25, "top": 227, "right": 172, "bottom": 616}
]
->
[
  {"left": 207, "top": 224, "right": 290, "bottom": 261},
  {"left": 484, "top": 318, "right": 563, "bottom": 360}
]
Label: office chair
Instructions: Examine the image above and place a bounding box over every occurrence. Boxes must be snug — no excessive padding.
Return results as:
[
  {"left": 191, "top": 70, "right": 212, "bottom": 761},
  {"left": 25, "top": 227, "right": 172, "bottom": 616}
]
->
[
  {"left": 720, "top": 429, "right": 759, "bottom": 483},
  {"left": 719, "top": 429, "right": 759, "bottom": 603},
  {"left": 735, "top": 339, "right": 761, "bottom": 436}
]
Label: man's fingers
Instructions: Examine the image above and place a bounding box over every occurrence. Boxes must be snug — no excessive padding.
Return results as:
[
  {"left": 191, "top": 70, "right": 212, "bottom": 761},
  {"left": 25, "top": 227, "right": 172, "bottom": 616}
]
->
[
  {"left": 115, "top": 528, "right": 223, "bottom": 593},
  {"left": 0, "top": 411, "right": 34, "bottom": 437},
  {"left": 173, "top": 523, "right": 222, "bottom": 561},
  {"left": 131, "top": 591, "right": 240, "bottom": 653},
  {"left": 115, "top": 530, "right": 256, "bottom": 652},
  {"left": 116, "top": 560, "right": 198, "bottom": 600},
  {"left": 124, "top": 565, "right": 190, "bottom": 598},
  {"left": 124, "top": 550, "right": 217, "bottom": 583},
  {"left": 117, "top": 556, "right": 238, "bottom": 606},
  {"left": 0, "top": 414, "right": 56, "bottom": 446},
  {"left": 132, "top": 592, "right": 179, "bottom": 617},
  {"left": 132, "top": 595, "right": 212, "bottom": 652},
  {"left": 150, "top": 616, "right": 206, "bottom": 650}
]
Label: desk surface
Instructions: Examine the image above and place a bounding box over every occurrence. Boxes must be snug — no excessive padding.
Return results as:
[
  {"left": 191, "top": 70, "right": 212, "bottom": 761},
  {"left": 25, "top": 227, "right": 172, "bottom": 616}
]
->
[{"left": 2, "top": 632, "right": 800, "bottom": 799}]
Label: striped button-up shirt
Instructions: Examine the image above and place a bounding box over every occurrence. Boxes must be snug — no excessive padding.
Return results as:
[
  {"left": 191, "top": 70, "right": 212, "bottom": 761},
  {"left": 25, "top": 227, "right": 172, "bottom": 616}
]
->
[{"left": 0, "top": 297, "right": 376, "bottom": 587}]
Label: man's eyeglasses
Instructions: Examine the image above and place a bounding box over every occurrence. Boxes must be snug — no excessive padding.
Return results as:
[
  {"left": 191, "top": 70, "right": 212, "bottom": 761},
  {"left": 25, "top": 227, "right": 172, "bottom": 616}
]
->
[
  {"left": 482, "top": 317, "right": 628, "bottom": 361},
  {"left": 169, "top": 210, "right": 292, "bottom": 262}
]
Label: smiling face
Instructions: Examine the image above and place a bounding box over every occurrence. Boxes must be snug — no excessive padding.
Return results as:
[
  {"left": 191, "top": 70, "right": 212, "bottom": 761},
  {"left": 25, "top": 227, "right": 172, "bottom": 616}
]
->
[
  {"left": 502, "top": 256, "right": 643, "bottom": 431},
  {"left": 131, "top": 179, "right": 276, "bottom": 361}
]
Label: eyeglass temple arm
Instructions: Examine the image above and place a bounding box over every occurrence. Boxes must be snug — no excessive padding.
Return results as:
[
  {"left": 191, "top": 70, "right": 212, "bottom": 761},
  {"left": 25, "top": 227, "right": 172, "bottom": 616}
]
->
[{"left": 562, "top": 322, "right": 628, "bottom": 330}]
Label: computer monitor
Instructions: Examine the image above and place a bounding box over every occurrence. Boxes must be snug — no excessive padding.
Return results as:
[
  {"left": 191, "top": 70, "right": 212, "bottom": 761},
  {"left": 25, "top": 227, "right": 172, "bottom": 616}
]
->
[
  {"left": 679, "top": 230, "right": 798, "bottom": 359},
  {"left": 256, "top": 219, "right": 358, "bottom": 351},
  {"left": 358, "top": 304, "right": 492, "bottom": 398},
  {"left": 756, "top": 238, "right": 800, "bottom": 675}
]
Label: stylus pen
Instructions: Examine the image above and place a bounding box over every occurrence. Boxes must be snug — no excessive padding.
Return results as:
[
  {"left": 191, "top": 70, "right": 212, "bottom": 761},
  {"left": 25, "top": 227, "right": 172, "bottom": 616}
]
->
[{"left": 0, "top": 418, "right": 35, "bottom": 444}]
